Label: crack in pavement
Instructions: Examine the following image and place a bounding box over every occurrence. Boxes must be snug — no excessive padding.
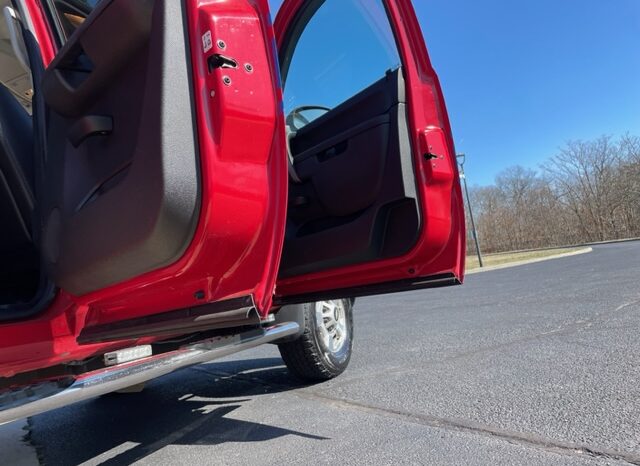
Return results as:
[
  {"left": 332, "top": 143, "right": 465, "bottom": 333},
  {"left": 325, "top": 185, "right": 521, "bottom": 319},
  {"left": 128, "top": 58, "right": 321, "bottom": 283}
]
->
[
  {"left": 194, "top": 365, "right": 640, "bottom": 466},
  {"left": 296, "top": 391, "right": 640, "bottom": 466}
]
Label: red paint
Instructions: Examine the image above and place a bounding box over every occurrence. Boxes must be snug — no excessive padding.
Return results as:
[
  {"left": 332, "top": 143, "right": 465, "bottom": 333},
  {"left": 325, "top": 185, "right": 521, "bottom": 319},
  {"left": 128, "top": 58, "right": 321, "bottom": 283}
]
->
[
  {"left": 273, "top": 0, "right": 465, "bottom": 297},
  {"left": 0, "top": 0, "right": 287, "bottom": 378},
  {"left": 22, "top": 0, "right": 56, "bottom": 65},
  {"left": 0, "top": 0, "right": 463, "bottom": 380}
]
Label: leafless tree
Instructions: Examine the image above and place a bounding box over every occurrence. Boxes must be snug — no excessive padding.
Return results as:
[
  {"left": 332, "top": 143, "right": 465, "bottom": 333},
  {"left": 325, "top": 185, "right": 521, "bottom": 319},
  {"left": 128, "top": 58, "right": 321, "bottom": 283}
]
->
[{"left": 464, "top": 134, "right": 640, "bottom": 253}]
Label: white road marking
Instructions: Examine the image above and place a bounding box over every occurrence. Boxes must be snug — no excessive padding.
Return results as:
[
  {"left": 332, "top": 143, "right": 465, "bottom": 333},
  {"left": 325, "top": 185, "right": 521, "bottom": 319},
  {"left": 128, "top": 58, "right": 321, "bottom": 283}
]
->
[{"left": 77, "top": 442, "right": 140, "bottom": 466}]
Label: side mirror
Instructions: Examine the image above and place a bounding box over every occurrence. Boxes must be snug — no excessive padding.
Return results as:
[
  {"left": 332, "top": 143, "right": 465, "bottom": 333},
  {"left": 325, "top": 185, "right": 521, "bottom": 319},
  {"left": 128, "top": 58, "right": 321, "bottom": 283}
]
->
[{"left": 285, "top": 105, "right": 331, "bottom": 131}]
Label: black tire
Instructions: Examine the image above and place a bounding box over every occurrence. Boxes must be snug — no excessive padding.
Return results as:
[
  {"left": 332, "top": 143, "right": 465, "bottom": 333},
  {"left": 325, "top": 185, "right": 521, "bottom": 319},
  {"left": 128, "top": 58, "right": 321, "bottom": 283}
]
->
[{"left": 277, "top": 299, "right": 353, "bottom": 382}]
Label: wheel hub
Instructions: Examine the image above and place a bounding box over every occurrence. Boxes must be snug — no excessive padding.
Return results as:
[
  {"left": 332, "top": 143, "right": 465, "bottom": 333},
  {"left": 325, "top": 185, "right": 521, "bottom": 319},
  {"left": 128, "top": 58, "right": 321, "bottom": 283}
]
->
[{"left": 315, "top": 300, "right": 348, "bottom": 353}]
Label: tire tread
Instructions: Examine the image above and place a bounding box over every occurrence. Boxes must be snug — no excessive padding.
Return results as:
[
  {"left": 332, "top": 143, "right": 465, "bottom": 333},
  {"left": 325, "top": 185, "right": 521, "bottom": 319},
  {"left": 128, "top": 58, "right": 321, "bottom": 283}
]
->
[{"left": 278, "top": 302, "right": 351, "bottom": 382}]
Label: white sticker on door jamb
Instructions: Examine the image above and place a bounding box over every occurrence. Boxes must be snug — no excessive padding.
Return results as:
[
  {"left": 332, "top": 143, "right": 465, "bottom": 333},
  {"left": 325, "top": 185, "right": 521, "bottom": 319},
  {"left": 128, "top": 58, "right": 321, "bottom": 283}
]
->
[{"left": 202, "top": 30, "right": 213, "bottom": 53}]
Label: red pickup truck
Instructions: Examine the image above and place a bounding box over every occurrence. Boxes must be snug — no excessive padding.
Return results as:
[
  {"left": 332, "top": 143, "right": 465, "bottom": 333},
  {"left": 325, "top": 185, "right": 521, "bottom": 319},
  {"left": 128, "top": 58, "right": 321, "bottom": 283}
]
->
[{"left": 0, "top": 0, "right": 464, "bottom": 424}]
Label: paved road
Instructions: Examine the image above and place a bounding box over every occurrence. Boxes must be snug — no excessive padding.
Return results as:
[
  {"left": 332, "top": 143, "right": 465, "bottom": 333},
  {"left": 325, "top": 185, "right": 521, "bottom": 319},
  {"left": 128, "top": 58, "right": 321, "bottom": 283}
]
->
[{"left": 22, "top": 243, "right": 640, "bottom": 464}]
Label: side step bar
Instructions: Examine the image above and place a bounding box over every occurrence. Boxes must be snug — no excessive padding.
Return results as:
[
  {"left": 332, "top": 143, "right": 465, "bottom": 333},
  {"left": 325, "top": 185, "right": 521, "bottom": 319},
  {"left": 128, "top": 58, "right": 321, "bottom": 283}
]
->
[{"left": 0, "top": 322, "right": 299, "bottom": 425}]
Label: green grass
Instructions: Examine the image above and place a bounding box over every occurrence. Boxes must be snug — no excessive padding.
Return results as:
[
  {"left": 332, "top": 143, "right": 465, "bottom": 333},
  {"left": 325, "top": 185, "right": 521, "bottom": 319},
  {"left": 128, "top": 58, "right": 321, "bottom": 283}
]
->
[{"left": 465, "top": 248, "right": 582, "bottom": 270}]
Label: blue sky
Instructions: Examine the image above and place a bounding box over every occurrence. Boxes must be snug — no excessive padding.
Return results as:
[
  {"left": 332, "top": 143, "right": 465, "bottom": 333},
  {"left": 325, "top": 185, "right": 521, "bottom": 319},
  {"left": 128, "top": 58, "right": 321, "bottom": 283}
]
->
[{"left": 268, "top": 0, "right": 640, "bottom": 186}]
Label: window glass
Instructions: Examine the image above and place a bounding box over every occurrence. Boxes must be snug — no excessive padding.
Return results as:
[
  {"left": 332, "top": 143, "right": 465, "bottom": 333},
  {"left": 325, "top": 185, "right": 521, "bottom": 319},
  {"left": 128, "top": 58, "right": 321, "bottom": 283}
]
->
[
  {"left": 49, "top": 0, "right": 102, "bottom": 40},
  {"left": 282, "top": 0, "right": 401, "bottom": 127}
]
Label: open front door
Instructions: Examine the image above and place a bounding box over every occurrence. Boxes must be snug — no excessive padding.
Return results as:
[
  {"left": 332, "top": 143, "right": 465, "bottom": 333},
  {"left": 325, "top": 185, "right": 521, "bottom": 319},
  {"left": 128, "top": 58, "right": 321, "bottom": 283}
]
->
[{"left": 274, "top": 0, "right": 466, "bottom": 304}]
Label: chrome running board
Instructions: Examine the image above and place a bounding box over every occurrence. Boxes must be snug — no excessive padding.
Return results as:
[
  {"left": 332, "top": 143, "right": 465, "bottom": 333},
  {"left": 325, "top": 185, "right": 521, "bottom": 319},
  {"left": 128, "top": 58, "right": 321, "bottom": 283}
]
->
[{"left": 0, "top": 322, "right": 299, "bottom": 425}]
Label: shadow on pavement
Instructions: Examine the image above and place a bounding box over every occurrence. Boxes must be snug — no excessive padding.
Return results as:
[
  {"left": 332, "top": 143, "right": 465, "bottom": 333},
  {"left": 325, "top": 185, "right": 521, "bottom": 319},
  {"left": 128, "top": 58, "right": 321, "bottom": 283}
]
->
[{"left": 29, "top": 357, "right": 327, "bottom": 465}]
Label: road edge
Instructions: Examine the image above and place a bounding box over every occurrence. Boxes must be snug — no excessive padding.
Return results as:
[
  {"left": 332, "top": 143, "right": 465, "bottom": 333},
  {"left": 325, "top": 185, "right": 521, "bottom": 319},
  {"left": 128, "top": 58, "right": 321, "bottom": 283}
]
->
[{"left": 466, "top": 247, "right": 593, "bottom": 275}]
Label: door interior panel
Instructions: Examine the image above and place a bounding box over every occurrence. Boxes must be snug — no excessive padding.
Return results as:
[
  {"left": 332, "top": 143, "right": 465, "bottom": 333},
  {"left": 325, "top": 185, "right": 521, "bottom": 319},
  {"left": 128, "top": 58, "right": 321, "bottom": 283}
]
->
[
  {"left": 42, "top": 1, "right": 154, "bottom": 117},
  {"left": 280, "top": 69, "right": 421, "bottom": 278},
  {"left": 294, "top": 115, "right": 389, "bottom": 216},
  {"left": 40, "top": 0, "right": 200, "bottom": 295}
]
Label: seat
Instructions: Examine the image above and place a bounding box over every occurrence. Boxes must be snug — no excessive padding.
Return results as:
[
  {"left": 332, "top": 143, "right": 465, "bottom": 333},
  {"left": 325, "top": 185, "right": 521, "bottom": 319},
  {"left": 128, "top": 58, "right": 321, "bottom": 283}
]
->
[{"left": 0, "top": 83, "right": 37, "bottom": 301}]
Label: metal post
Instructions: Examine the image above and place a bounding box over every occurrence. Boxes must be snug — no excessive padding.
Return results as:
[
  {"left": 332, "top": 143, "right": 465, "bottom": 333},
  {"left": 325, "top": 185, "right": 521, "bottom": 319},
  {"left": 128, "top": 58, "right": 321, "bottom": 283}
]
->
[{"left": 456, "top": 153, "right": 483, "bottom": 267}]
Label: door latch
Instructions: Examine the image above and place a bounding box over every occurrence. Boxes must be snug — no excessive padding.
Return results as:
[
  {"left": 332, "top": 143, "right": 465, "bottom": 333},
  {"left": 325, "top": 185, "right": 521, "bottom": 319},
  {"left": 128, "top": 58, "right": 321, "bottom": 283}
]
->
[{"left": 207, "top": 54, "right": 238, "bottom": 73}]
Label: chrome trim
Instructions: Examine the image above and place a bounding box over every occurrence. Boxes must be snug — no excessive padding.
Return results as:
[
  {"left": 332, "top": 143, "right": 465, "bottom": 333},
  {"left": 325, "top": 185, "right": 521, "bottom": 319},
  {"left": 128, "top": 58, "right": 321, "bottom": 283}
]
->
[{"left": 0, "top": 322, "right": 299, "bottom": 425}]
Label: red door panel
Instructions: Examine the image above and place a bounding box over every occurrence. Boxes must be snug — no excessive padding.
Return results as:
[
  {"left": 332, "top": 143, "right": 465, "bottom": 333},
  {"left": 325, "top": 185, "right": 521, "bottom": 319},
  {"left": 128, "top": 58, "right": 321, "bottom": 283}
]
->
[
  {"left": 0, "top": 0, "right": 286, "bottom": 376},
  {"left": 273, "top": 0, "right": 465, "bottom": 303},
  {"left": 39, "top": 0, "right": 287, "bottom": 317}
]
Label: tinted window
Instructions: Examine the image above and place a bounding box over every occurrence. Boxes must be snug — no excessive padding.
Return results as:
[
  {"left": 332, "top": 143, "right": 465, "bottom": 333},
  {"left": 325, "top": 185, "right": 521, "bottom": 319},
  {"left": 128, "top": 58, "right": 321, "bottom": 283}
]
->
[{"left": 281, "top": 0, "right": 401, "bottom": 126}]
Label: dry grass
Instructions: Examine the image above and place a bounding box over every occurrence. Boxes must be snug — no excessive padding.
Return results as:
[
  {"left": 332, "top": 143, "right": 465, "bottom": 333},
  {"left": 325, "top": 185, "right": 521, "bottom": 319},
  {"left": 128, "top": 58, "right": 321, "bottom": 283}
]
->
[{"left": 465, "top": 248, "right": 582, "bottom": 270}]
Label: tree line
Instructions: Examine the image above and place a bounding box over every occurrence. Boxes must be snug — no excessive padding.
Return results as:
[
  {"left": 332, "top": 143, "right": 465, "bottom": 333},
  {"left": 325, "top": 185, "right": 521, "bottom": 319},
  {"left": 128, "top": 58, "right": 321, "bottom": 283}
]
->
[{"left": 465, "top": 134, "right": 640, "bottom": 253}]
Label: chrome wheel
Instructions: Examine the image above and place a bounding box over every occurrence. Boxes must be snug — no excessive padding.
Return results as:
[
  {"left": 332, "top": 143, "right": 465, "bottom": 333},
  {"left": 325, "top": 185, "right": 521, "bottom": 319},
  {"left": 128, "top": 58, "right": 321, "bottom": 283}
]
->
[
  {"left": 278, "top": 299, "right": 354, "bottom": 381},
  {"left": 315, "top": 300, "right": 348, "bottom": 353}
]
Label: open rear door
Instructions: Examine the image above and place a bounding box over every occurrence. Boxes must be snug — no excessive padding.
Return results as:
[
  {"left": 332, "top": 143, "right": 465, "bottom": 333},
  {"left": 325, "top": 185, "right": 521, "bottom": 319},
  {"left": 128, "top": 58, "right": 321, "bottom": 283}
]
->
[
  {"left": 274, "top": 0, "right": 466, "bottom": 304},
  {"left": 38, "top": 0, "right": 201, "bottom": 295},
  {"left": 31, "top": 0, "right": 287, "bottom": 325}
]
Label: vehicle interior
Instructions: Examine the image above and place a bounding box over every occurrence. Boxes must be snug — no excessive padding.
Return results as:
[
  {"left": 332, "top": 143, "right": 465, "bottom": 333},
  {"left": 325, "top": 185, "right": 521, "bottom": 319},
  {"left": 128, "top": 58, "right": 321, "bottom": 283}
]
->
[
  {"left": 278, "top": 69, "right": 421, "bottom": 278},
  {"left": 0, "top": 0, "right": 201, "bottom": 318},
  {"left": 0, "top": 0, "right": 41, "bottom": 311},
  {"left": 0, "top": 0, "right": 422, "bottom": 317},
  {"left": 0, "top": 0, "right": 103, "bottom": 315},
  {"left": 0, "top": 4, "right": 31, "bottom": 111},
  {"left": 277, "top": 0, "right": 421, "bottom": 278}
]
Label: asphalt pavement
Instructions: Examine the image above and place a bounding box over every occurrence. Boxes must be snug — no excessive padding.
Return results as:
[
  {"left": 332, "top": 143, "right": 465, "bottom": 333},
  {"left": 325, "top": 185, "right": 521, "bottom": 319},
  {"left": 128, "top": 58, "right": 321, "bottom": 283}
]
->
[{"left": 14, "top": 242, "right": 640, "bottom": 464}]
